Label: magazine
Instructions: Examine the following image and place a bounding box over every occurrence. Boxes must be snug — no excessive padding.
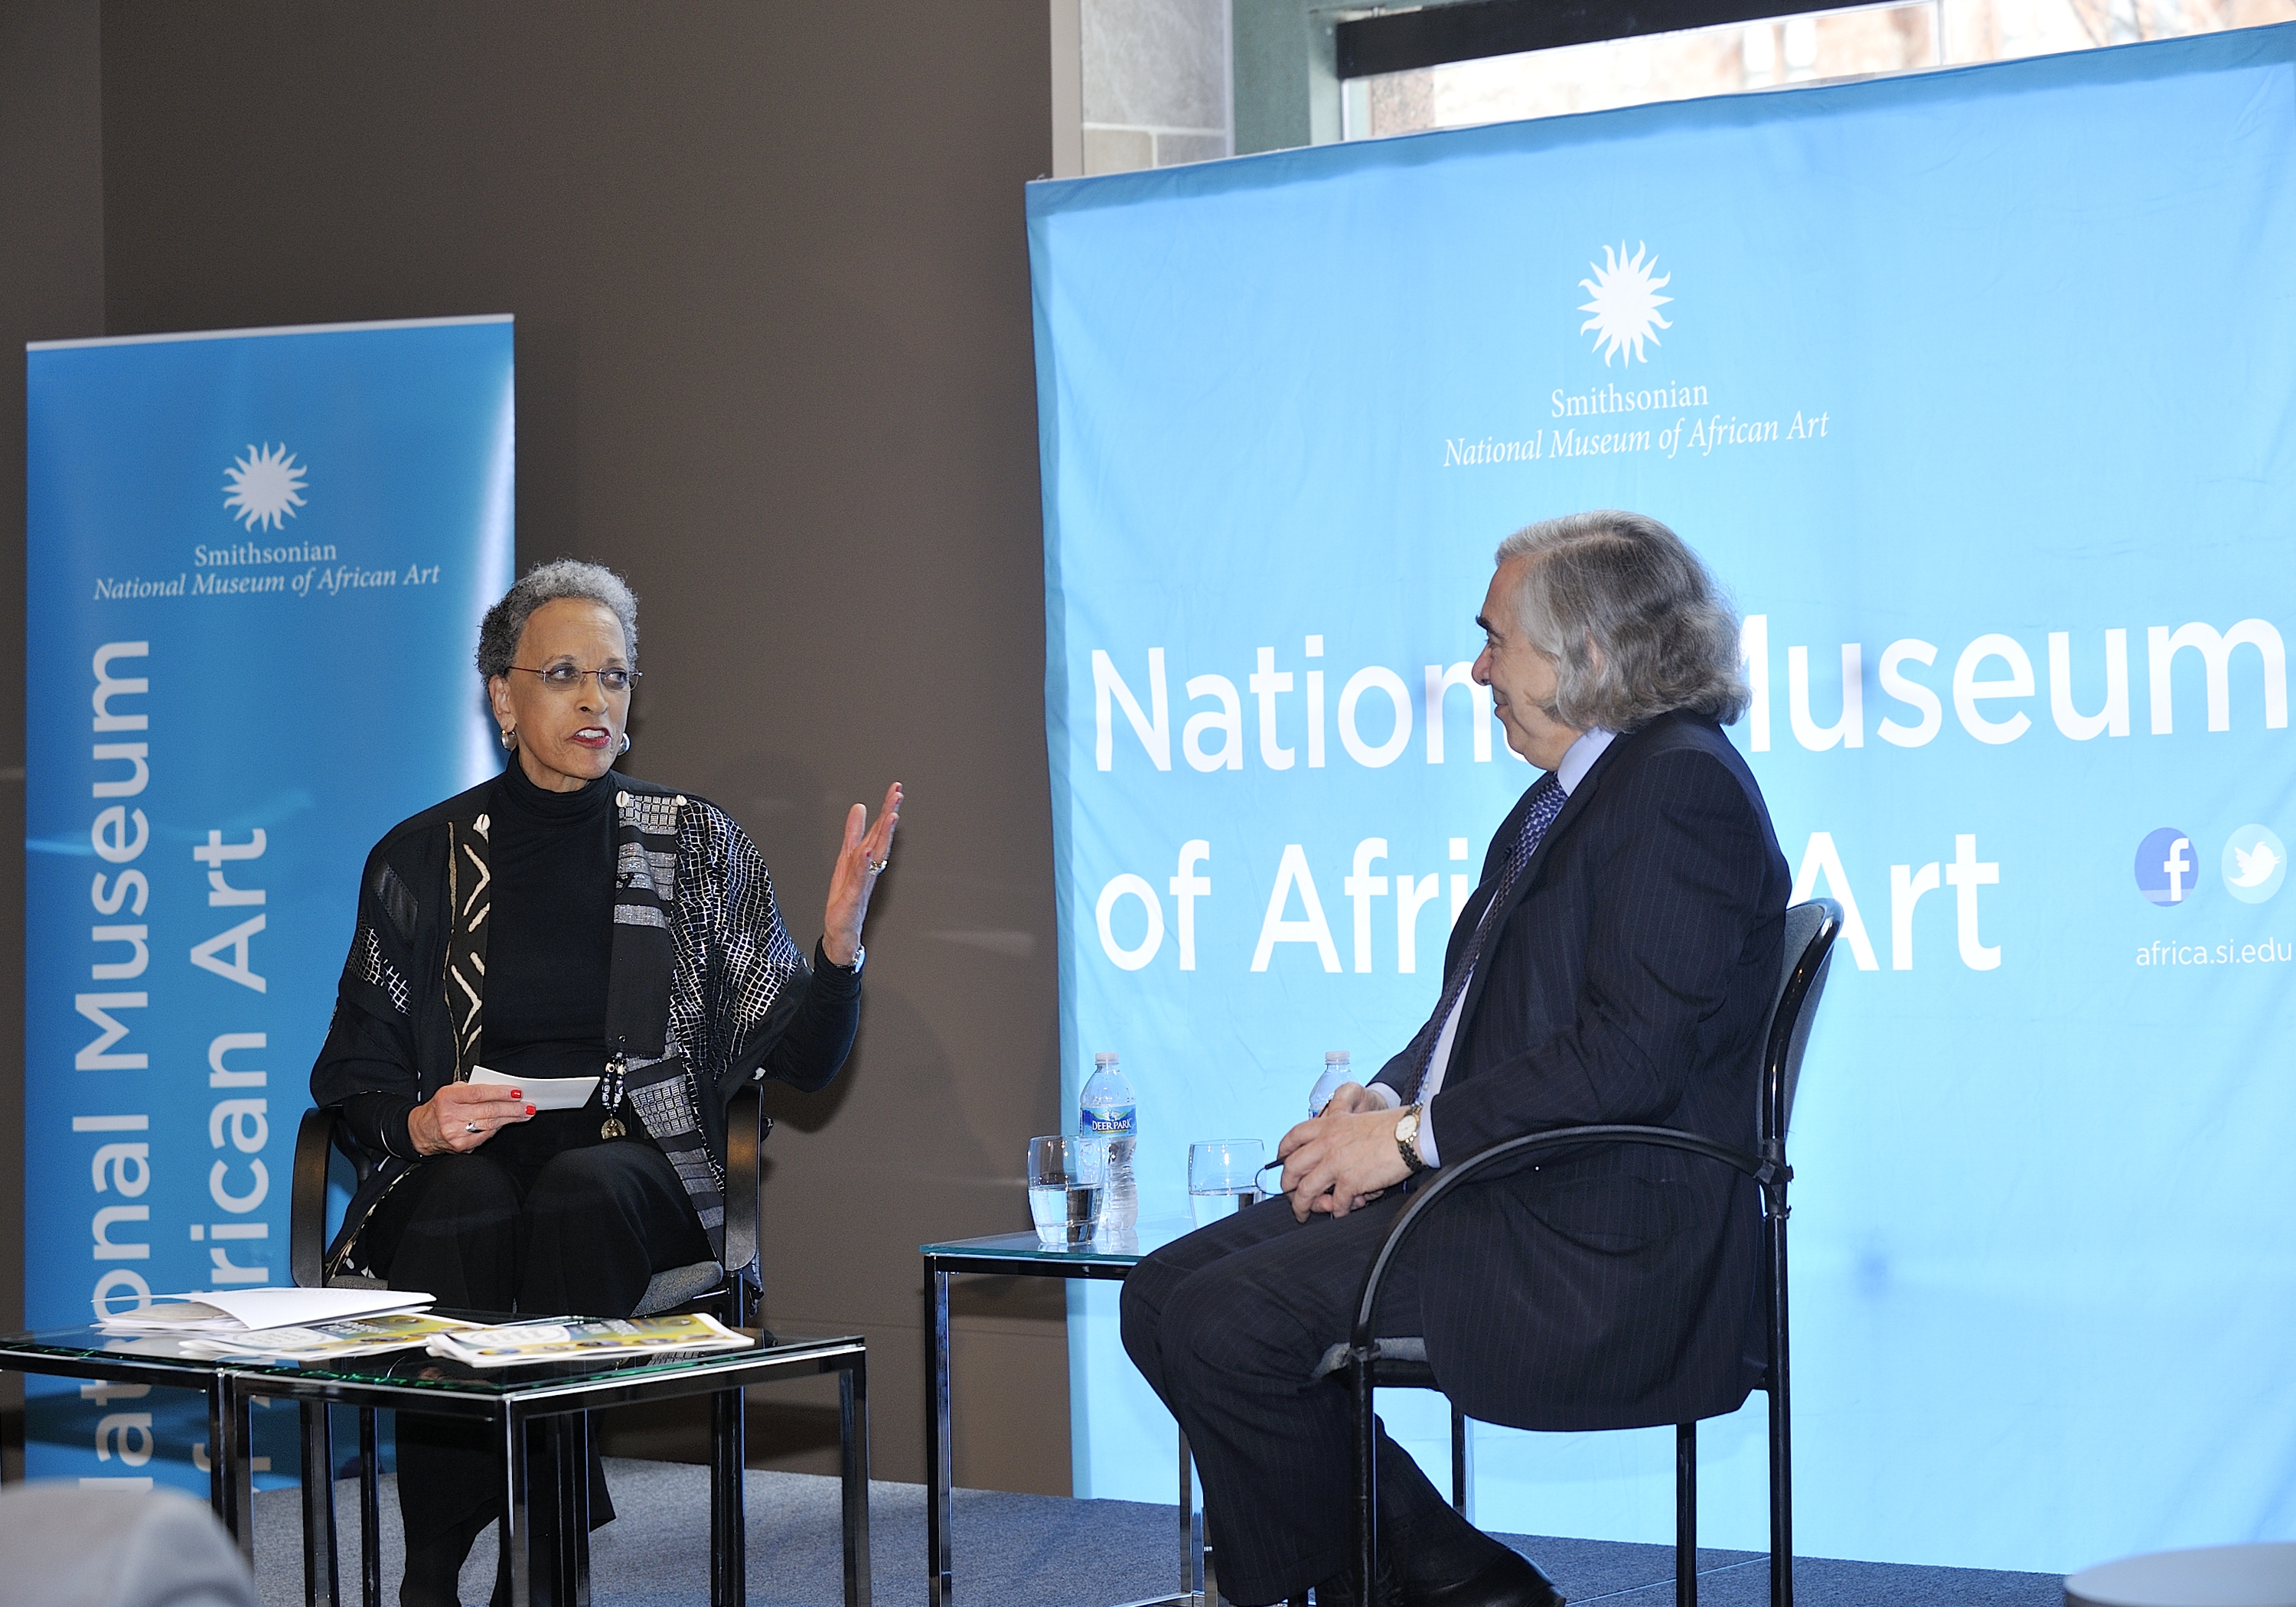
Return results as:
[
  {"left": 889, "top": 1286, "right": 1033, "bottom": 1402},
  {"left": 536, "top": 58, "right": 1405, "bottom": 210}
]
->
[
  {"left": 425, "top": 1313, "right": 752, "bottom": 1368},
  {"left": 180, "top": 1312, "right": 484, "bottom": 1362}
]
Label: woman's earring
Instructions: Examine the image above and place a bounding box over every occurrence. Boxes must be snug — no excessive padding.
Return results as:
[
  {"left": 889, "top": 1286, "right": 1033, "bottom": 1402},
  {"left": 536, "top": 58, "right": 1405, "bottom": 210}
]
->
[
  {"left": 618, "top": 733, "right": 632, "bottom": 755},
  {"left": 499, "top": 727, "right": 517, "bottom": 751}
]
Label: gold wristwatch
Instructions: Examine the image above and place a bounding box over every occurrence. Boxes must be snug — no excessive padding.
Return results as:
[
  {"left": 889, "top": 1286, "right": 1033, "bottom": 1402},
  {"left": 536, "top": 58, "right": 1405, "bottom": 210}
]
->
[{"left": 1395, "top": 1103, "right": 1427, "bottom": 1176}]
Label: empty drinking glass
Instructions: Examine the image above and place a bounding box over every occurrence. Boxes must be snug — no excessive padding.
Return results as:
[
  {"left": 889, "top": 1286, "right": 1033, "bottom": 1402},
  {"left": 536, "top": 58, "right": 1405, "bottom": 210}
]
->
[
  {"left": 1027, "top": 1134, "right": 1107, "bottom": 1248},
  {"left": 1188, "top": 1139, "right": 1267, "bottom": 1228}
]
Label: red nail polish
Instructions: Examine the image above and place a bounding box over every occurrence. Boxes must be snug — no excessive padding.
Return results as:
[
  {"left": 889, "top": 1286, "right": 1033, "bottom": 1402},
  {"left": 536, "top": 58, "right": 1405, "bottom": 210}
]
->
[
  {"left": 526, "top": 1105, "right": 536, "bottom": 1115},
  {"left": 511, "top": 1089, "right": 522, "bottom": 1098}
]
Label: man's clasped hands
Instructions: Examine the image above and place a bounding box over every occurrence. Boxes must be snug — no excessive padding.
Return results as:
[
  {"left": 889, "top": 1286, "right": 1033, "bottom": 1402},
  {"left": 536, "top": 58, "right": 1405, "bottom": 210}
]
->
[{"left": 1275, "top": 1081, "right": 1414, "bottom": 1223}]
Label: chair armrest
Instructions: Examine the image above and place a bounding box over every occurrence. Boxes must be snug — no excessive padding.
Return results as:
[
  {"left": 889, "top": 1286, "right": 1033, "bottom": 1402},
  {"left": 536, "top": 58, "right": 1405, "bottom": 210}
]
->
[
  {"left": 722, "top": 1084, "right": 765, "bottom": 1276},
  {"left": 290, "top": 1106, "right": 344, "bottom": 1289},
  {"left": 1347, "top": 1123, "right": 1763, "bottom": 1351}
]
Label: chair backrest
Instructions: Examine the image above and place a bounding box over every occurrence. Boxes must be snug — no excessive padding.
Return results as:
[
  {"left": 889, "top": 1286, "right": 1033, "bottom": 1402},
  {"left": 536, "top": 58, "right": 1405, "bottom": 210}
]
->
[
  {"left": 289, "top": 1105, "right": 341, "bottom": 1289},
  {"left": 1762, "top": 898, "right": 1842, "bottom": 1144}
]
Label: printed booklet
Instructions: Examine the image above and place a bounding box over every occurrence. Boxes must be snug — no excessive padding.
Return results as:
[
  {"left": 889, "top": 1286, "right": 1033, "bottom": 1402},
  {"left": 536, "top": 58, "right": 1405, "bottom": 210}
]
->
[{"left": 425, "top": 1314, "right": 752, "bottom": 1368}]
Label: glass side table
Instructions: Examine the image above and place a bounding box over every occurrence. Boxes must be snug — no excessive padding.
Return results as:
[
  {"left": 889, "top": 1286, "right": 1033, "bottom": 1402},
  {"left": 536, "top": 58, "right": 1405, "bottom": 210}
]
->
[
  {"left": 0, "top": 1322, "right": 871, "bottom": 1607},
  {"left": 922, "top": 1221, "right": 1215, "bottom": 1607}
]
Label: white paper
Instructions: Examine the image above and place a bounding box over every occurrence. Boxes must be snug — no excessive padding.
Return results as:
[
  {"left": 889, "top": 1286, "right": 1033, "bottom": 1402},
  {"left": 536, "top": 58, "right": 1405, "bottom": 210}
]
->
[{"left": 470, "top": 1064, "right": 598, "bottom": 1111}]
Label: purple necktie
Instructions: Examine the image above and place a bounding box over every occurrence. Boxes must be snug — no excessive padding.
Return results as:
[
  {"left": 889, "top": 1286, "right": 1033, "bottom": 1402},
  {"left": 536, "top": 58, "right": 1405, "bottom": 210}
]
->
[{"left": 1407, "top": 771, "right": 1567, "bottom": 1103}]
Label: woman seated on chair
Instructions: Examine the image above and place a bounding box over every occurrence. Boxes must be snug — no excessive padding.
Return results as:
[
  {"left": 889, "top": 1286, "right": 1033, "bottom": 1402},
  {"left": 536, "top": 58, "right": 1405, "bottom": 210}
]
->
[{"left": 309, "top": 559, "right": 899, "bottom": 1606}]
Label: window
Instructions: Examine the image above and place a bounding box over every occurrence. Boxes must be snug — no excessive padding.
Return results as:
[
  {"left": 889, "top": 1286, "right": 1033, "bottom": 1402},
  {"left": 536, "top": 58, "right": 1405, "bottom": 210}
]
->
[{"left": 1343, "top": 0, "right": 2296, "bottom": 141}]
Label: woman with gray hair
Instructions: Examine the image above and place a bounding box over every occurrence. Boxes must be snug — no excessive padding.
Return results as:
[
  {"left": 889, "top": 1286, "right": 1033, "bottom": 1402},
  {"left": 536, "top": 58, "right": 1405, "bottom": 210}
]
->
[{"left": 311, "top": 559, "right": 899, "bottom": 1605}]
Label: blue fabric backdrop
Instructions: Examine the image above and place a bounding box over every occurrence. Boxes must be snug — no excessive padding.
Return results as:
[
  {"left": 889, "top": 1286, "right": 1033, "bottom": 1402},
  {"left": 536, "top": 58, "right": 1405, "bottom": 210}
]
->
[
  {"left": 1030, "top": 26, "right": 2296, "bottom": 1573},
  {"left": 24, "top": 317, "right": 515, "bottom": 1491}
]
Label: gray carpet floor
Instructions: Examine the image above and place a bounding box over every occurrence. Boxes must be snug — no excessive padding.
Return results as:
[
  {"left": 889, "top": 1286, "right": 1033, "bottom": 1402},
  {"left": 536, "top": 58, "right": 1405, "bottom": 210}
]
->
[{"left": 248, "top": 1458, "right": 2064, "bottom": 1606}]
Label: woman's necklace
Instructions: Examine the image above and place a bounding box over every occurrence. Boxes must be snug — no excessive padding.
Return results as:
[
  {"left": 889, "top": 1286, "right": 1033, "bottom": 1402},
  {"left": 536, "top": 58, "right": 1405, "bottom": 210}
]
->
[{"left": 599, "top": 1042, "right": 628, "bottom": 1139}]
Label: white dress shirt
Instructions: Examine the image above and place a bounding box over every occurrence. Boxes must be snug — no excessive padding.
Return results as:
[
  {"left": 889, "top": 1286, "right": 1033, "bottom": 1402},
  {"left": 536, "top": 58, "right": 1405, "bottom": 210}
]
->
[{"left": 1371, "top": 727, "right": 1616, "bottom": 1165}]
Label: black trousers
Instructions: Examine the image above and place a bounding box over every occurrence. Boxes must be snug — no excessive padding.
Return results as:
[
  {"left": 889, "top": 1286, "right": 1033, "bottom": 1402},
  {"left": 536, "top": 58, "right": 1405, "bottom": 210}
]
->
[
  {"left": 364, "top": 1139, "right": 713, "bottom": 1602},
  {"left": 1124, "top": 1191, "right": 1501, "bottom": 1606}
]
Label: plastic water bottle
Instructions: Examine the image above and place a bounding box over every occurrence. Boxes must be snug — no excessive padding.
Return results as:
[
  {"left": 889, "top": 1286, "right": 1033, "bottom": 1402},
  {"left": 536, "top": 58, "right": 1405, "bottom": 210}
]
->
[
  {"left": 1079, "top": 1051, "right": 1138, "bottom": 1232},
  {"left": 1309, "top": 1051, "right": 1352, "bottom": 1116}
]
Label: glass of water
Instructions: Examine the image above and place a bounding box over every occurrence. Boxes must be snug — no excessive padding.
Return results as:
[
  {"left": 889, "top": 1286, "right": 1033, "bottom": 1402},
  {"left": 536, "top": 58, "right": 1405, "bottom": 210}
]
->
[
  {"left": 1028, "top": 1134, "right": 1107, "bottom": 1248},
  {"left": 1188, "top": 1139, "right": 1266, "bottom": 1228}
]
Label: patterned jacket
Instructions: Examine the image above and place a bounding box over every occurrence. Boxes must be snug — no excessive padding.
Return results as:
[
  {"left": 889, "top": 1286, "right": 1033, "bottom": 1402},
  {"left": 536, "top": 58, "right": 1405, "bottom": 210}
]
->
[{"left": 309, "top": 771, "right": 860, "bottom": 1280}]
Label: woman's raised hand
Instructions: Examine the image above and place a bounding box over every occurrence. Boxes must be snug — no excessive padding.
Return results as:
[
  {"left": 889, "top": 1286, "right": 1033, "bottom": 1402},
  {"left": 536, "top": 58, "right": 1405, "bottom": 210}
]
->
[
  {"left": 823, "top": 781, "right": 902, "bottom": 967},
  {"left": 408, "top": 1081, "right": 536, "bottom": 1156}
]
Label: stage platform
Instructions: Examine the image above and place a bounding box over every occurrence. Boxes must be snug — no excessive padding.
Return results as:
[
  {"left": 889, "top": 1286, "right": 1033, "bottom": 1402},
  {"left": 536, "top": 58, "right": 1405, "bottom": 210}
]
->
[{"left": 246, "top": 1457, "right": 2063, "bottom": 1605}]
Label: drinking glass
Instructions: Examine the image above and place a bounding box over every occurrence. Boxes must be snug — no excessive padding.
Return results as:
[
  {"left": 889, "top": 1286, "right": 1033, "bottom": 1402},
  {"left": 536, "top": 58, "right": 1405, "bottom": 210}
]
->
[
  {"left": 1188, "top": 1139, "right": 1267, "bottom": 1228},
  {"left": 1027, "top": 1134, "right": 1107, "bottom": 1248}
]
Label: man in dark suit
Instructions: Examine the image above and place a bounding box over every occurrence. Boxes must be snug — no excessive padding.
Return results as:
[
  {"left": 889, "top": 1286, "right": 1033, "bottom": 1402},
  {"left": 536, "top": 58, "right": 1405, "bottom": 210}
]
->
[{"left": 1120, "top": 511, "right": 1790, "bottom": 1607}]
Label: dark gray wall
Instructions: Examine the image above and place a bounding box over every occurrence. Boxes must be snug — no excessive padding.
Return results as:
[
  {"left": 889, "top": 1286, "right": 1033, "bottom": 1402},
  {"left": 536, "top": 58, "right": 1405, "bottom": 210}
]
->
[
  {"left": 4, "top": 0, "right": 1068, "bottom": 1493},
  {"left": 0, "top": 0, "right": 106, "bottom": 1478}
]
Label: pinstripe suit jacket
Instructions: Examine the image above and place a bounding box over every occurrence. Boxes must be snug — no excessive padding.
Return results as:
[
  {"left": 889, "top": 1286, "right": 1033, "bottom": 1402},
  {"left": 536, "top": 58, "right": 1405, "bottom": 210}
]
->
[{"left": 1370, "top": 709, "right": 1789, "bottom": 1432}]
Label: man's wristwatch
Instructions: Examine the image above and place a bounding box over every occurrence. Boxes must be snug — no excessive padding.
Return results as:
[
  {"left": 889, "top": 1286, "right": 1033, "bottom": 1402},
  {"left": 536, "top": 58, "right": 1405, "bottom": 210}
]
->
[{"left": 1395, "top": 1103, "right": 1427, "bottom": 1175}]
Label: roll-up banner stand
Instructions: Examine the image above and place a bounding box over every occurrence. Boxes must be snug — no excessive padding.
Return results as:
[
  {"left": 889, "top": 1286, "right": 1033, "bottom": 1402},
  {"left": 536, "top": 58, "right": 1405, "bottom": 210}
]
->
[
  {"left": 24, "top": 316, "right": 516, "bottom": 1491},
  {"left": 1031, "top": 26, "right": 2296, "bottom": 1574}
]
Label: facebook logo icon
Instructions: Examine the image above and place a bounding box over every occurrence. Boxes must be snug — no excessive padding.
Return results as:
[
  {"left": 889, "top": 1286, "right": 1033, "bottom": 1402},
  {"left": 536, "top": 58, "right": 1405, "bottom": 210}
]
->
[{"left": 2135, "top": 826, "right": 2202, "bottom": 908}]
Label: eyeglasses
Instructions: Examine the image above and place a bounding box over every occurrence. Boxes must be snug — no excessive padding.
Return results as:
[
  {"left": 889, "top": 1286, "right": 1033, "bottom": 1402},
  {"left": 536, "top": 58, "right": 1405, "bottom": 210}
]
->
[{"left": 508, "top": 664, "right": 642, "bottom": 693}]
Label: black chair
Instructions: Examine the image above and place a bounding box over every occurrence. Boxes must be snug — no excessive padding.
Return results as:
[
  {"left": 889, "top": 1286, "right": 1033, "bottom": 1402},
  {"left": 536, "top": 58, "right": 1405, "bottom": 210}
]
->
[
  {"left": 286, "top": 1085, "right": 772, "bottom": 1607},
  {"left": 1330, "top": 898, "right": 1841, "bottom": 1607}
]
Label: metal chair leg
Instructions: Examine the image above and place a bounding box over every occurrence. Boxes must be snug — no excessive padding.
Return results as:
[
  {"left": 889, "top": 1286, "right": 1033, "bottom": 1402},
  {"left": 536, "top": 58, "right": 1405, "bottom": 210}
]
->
[
  {"left": 1450, "top": 1404, "right": 1469, "bottom": 1515},
  {"left": 1769, "top": 1169, "right": 1795, "bottom": 1607},
  {"left": 1676, "top": 1421, "right": 1697, "bottom": 1607},
  {"left": 1769, "top": 1367, "right": 1794, "bottom": 1607},
  {"left": 1352, "top": 1360, "right": 1378, "bottom": 1605},
  {"left": 1179, "top": 1431, "right": 1197, "bottom": 1597}
]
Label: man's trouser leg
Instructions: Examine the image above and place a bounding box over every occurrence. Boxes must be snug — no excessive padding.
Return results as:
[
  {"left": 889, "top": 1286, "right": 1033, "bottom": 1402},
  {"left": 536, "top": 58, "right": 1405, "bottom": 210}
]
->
[{"left": 1122, "top": 1195, "right": 1428, "bottom": 1604}]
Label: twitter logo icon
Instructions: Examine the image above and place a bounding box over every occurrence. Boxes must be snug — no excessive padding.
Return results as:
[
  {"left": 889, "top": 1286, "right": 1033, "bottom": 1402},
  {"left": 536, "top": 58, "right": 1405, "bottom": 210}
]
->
[{"left": 2222, "top": 824, "right": 2286, "bottom": 905}]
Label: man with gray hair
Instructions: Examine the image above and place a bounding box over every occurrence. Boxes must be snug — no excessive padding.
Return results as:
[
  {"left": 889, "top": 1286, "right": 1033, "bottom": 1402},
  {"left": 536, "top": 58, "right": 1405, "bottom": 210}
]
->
[{"left": 1122, "top": 511, "right": 1790, "bottom": 1607}]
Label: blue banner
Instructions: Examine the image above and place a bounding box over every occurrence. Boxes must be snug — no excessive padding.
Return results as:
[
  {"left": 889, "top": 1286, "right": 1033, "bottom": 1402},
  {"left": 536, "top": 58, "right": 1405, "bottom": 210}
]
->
[
  {"left": 25, "top": 317, "right": 515, "bottom": 1492},
  {"left": 1031, "top": 26, "right": 2296, "bottom": 1573}
]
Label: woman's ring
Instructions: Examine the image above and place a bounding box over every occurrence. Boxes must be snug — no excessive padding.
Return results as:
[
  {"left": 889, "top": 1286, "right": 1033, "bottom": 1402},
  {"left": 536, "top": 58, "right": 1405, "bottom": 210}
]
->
[
  {"left": 868, "top": 857, "right": 889, "bottom": 874},
  {"left": 465, "top": 1120, "right": 481, "bottom": 1133}
]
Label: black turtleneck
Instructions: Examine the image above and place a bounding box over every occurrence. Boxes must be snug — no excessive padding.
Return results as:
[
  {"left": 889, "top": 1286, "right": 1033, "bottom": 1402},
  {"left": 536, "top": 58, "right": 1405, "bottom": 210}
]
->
[
  {"left": 472, "top": 761, "right": 625, "bottom": 1166},
  {"left": 484, "top": 758, "right": 617, "bottom": 1083}
]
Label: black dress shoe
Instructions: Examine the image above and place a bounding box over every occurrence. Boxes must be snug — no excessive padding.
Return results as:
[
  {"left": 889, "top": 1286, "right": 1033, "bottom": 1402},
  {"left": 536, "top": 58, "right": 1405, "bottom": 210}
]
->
[{"left": 1403, "top": 1547, "right": 1565, "bottom": 1607}]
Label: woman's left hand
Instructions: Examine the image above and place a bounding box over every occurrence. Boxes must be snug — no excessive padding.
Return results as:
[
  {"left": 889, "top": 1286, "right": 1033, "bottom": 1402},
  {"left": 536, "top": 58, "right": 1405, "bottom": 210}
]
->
[{"left": 823, "top": 781, "right": 902, "bottom": 967}]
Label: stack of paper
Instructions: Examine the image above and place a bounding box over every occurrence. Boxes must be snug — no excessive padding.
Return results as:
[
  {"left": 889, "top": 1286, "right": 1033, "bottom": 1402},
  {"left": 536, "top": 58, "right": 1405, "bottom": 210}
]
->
[
  {"left": 100, "top": 1287, "right": 435, "bottom": 1336},
  {"left": 426, "top": 1313, "right": 750, "bottom": 1368}
]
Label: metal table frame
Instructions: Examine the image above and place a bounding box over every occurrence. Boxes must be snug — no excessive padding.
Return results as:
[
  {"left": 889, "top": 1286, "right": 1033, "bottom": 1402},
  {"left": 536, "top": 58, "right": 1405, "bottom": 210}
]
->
[
  {"left": 925, "top": 1233, "right": 1212, "bottom": 1607},
  {"left": 2, "top": 1330, "right": 872, "bottom": 1607}
]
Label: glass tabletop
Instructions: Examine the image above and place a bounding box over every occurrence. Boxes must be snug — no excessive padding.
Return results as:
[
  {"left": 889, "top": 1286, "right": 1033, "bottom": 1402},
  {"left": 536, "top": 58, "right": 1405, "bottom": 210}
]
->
[
  {"left": 0, "top": 1317, "right": 860, "bottom": 1395},
  {"left": 920, "top": 1216, "right": 1200, "bottom": 1267}
]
